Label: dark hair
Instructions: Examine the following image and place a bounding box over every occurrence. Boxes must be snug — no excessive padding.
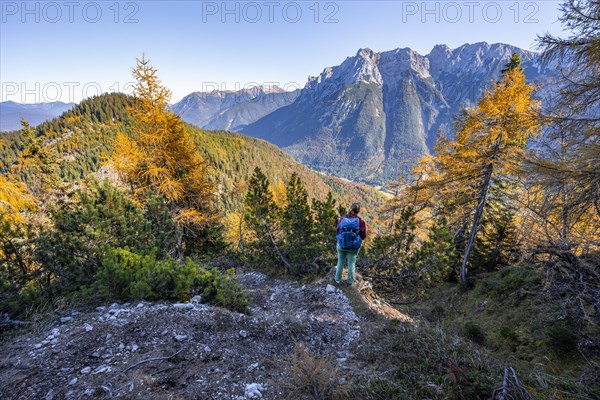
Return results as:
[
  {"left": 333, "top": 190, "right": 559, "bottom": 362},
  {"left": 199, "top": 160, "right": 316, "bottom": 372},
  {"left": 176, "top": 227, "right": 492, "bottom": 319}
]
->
[{"left": 349, "top": 203, "right": 361, "bottom": 216}]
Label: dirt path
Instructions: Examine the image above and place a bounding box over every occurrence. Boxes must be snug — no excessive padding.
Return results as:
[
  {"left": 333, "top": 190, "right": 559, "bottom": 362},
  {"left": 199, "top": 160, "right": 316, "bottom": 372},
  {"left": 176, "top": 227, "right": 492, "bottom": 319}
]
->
[{"left": 0, "top": 273, "right": 370, "bottom": 399}]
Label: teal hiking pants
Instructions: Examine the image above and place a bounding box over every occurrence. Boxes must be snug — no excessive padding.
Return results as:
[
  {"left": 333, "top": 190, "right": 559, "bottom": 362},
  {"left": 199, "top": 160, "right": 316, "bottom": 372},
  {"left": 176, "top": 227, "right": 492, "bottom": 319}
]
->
[{"left": 335, "top": 244, "right": 359, "bottom": 284}]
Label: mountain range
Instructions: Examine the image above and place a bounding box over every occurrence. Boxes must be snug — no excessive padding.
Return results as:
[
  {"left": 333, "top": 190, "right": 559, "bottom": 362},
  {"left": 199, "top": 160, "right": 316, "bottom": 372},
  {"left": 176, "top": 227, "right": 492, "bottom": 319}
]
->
[
  {"left": 240, "top": 42, "right": 553, "bottom": 185},
  {"left": 171, "top": 86, "right": 300, "bottom": 132},
  {"left": 2, "top": 42, "right": 554, "bottom": 187},
  {"left": 0, "top": 101, "right": 75, "bottom": 132},
  {"left": 168, "top": 42, "right": 553, "bottom": 186}
]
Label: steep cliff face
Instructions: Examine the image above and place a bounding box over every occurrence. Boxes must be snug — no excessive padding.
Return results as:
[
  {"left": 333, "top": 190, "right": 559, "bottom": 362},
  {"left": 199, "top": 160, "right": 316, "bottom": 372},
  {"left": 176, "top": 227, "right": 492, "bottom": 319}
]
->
[{"left": 242, "top": 42, "right": 548, "bottom": 186}]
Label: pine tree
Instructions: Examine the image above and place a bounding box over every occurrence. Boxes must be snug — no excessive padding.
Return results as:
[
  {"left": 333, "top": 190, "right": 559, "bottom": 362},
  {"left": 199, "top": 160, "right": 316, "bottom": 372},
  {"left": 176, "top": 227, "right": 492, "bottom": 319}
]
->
[
  {"left": 282, "top": 173, "right": 314, "bottom": 271},
  {"left": 111, "top": 56, "right": 216, "bottom": 262},
  {"left": 14, "top": 119, "right": 60, "bottom": 199},
  {"left": 501, "top": 52, "right": 523, "bottom": 75},
  {"left": 312, "top": 192, "right": 338, "bottom": 257},
  {"left": 411, "top": 216, "right": 456, "bottom": 286},
  {"left": 35, "top": 178, "right": 158, "bottom": 288},
  {"left": 243, "top": 167, "right": 288, "bottom": 269}
]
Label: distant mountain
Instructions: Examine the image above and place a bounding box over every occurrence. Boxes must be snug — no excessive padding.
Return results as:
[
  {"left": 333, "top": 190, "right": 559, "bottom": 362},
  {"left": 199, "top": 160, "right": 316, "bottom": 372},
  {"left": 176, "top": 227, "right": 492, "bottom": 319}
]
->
[
  {"left": 241, "top": 42, "right": 554, "bottom": 186},
  {"left": 0, "top": 101, "right": 75, "bottom": 131},
  {"left": 172, "top": 86, "right": 300, "bottom": 131}
]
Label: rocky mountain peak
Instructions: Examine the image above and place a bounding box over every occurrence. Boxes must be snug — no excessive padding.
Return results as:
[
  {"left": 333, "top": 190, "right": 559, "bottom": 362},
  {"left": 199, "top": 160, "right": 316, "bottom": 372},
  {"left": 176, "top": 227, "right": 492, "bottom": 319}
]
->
[
  {"left": 379, "top": 47, "right": 431, "bottom": 80},
  {"left": 305, "top": 47, "right": 383, "bottom": 93}
]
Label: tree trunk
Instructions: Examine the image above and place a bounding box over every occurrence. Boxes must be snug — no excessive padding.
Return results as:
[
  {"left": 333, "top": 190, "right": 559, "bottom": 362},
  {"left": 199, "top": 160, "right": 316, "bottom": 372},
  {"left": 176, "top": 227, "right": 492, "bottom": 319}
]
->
[
  {"left": 176, "top": 226, "right": 184, "bottom": 264},
  {"left": 171, "top": 199, "right": 185, "bottom": 263},
  {"left": 450, "top": 219, "right": 468, "bottom": 280},
  {"left": 460, "top": 162, "right": 494, "bottom": 283},
  {"left": 266, "top": 225, "right": 290, "bottom": 270},
  {"left": 238, "top": 215, "right": 244, "bottom": 252}
]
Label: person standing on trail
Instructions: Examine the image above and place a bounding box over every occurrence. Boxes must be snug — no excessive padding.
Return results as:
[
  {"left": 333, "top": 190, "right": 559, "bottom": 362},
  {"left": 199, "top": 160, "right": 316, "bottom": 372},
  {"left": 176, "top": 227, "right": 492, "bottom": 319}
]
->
[{"left": 334, "top": 203, "right": 367, "bottom": 286}]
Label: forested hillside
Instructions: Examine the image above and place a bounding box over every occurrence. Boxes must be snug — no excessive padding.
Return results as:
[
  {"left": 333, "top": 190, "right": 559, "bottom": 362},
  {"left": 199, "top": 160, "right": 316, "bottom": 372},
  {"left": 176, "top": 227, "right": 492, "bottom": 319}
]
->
[{"left": 0, "top": 93, "right": 386, "bottom": 227}]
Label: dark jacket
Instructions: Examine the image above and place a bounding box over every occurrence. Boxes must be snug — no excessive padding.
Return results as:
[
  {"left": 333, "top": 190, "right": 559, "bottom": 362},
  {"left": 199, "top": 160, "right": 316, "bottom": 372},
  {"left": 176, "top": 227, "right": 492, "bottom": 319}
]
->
[{"left": 336, "top": 215, "right": 367, "bottom": 240}]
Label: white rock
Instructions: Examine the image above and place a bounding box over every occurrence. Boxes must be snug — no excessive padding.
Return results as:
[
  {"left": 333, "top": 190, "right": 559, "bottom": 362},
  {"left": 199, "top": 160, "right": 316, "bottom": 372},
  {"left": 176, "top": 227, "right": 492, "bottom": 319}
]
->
[
  {"left": 239, "top": 330, "right": 249, "bottom": 339},
  {"left": 191, "top": 295, "right": 202, "bottom": 304},
  {"left": 246, "top": 363, "right": 259, "bottom": 372},
  {"left": 93, "top": 365, "right": 110, "bottom": 374},
  {"left": 60, "top": 317, "right": 73, "bottom": 323},
  {"left": 130, "top": 344, "right": 139, "bottom": 352},
  {"left": 96, "top": 306, "right": 106, "bottom": 312},
  {"left": 80, "top": 367, "right": 91, "bottom": 374},
  {"left": 244, "top": 383, "right": 264, "bottom": 399},
  {"left": 326, "top": 284, "right": 336, "bottom": 293},
  {"left": 83, "top": 323, "right": 93, "bottom": 332},
  {"left": 51, "top": 328, "right": 60, "bottom": 336},
  {"left": 34, "top": 343, "right": 43, "bottom": 349},
  {"left": 68, "top": 378, "right": 78, "bottom": 385},
  {"left": 173, "top": 303, "right": 194, "bottom": 310},
  {"left": 44, "top": 389, "right": 54, "bottom": 400},
  {"left": 136, "top": 302, "right": 144, "bottom": 308},
  {"left": 204, "top": 345, "right": 212, "bottom": 353},
  {"left": 174, "top": 334, "right": 188, "bottom": 342}
]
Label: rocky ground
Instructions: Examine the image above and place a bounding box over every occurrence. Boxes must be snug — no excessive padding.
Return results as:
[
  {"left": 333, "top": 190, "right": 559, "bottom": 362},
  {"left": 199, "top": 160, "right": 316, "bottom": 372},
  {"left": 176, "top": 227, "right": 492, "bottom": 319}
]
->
[{"left": 0, "top": 273, "right": 405, "bottom": 399}]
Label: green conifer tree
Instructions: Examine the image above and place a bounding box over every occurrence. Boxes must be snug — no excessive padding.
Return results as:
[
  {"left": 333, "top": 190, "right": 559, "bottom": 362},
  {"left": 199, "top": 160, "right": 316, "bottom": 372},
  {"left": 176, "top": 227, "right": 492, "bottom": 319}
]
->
[{"left": 282, "top": 173, "right": 314, "bottom": 272}]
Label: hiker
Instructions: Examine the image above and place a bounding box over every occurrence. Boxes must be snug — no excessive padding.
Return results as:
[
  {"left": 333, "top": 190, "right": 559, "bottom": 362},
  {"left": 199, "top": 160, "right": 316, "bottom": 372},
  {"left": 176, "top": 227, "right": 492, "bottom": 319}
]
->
[{"left": 334, "top": 203, "right": 367, "bottom": 286}]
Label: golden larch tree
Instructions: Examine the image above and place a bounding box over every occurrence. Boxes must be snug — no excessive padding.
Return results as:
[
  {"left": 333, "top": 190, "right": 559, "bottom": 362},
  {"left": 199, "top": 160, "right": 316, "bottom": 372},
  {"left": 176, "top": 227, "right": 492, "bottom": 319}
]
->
[
  {"left": 112, "top": 56, "right": 216, "bottom": 262},
  {"left": 453, "top": 54, "right": 542, "bottom": 282}
]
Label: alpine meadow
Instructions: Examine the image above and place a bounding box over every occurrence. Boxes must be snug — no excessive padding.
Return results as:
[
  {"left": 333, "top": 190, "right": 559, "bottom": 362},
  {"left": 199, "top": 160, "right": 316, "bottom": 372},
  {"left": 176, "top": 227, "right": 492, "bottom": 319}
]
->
[{"left": 0, "top": 1, "right": 598, "bottom": 399}]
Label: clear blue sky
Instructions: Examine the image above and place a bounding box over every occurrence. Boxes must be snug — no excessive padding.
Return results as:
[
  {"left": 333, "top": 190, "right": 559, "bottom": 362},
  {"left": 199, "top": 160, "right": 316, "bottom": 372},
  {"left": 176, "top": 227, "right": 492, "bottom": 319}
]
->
[{"left": 1, "top": 0, "right": 564, "bottom": 103}]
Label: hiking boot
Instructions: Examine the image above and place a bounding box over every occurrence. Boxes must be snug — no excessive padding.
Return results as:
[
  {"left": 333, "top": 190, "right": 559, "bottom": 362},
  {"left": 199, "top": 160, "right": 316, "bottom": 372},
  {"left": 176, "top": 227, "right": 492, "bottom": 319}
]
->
[
  {"left": 333, "top": 278, "right": 341, "bottom": 285},
  {"left": 344, "top": 281, "right": 353, "bottom": 287}
]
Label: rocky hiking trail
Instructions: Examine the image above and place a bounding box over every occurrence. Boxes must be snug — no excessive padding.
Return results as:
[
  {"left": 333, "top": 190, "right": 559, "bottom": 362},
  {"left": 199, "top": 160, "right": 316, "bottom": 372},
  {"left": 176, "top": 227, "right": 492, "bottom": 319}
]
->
[{"left": 0, "top": 273, "right": 410, "bottom": 399}]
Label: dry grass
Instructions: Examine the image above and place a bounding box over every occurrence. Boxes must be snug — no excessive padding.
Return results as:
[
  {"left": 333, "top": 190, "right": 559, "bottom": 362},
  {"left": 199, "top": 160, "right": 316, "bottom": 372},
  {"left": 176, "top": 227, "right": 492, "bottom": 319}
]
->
[{"left": 274, "top": 342, "right": 349, "bottom": 400}]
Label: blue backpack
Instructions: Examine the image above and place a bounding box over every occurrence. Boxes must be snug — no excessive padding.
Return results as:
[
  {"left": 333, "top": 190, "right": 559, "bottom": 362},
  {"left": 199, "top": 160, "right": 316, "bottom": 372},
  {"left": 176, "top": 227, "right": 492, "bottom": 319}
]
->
[{"left": 337, "top": 216, "right": 362, "bottom": 250}]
